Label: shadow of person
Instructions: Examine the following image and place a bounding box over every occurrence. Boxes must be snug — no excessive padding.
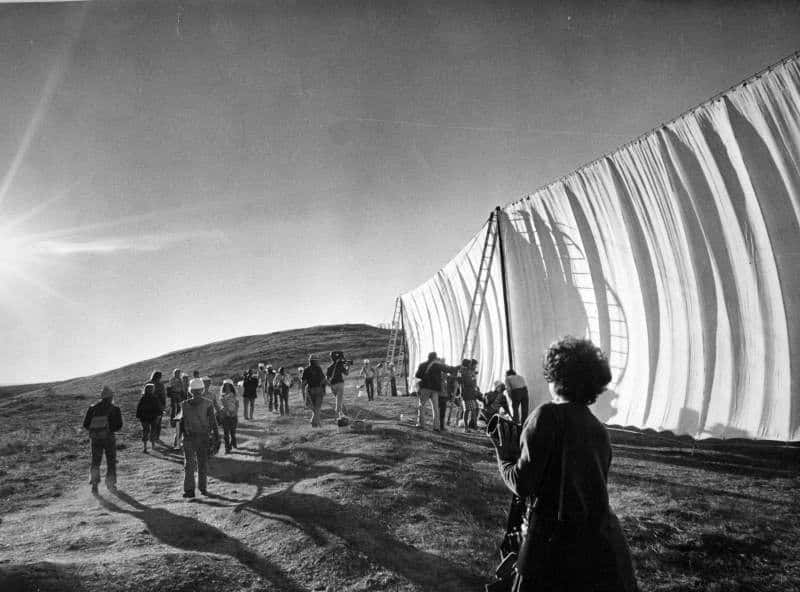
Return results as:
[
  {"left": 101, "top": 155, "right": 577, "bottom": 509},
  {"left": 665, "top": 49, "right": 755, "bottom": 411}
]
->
[
  {"left": 96, "top": 489, "right": 305, "bottom": 592},
  {"left": 256, "top": 486, "right": 484, "bottom": 591}
]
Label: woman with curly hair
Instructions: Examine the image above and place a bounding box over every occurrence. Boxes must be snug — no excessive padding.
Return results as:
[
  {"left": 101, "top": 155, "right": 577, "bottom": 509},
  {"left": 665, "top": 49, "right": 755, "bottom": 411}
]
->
[{"left": 492, "top": 336, "right": 638, "bottom": 592}]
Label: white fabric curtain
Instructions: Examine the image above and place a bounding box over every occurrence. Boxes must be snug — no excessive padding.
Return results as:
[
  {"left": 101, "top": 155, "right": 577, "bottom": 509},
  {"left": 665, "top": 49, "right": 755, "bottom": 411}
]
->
[
  {"left": 401, "top": 54, "right": 800, "bottom": 441},
  {"left": 401, "top": 220, "right": 509, "bottom": 393}
]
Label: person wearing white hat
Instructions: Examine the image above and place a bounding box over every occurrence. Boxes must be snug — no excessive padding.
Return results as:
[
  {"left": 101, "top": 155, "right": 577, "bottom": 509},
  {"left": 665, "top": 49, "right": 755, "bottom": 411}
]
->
[
  {"left": 296, "top": 366, "right": 307, "bottom": 407},
  {"left": 82, "top": 385, "right": 123, "bottom": 493}
]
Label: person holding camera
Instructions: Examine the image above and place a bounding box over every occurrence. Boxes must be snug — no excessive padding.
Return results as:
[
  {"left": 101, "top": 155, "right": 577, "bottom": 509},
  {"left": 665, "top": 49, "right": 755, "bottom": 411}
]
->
[
  {"left": 490, "top": 337, "right": 637, "bottom": 592},
  {"left": 326, "top": 351, "right": 351, "bottom": 418}
]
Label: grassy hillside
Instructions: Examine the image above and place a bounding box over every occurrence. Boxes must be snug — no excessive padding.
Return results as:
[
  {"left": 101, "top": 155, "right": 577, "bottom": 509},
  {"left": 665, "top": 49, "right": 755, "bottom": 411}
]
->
[
  {"left": 49, "top": 323, "right": 391, "bottom": 394},
  {"left": 0, "top": 323, "right": 799, "bottom": 591}
]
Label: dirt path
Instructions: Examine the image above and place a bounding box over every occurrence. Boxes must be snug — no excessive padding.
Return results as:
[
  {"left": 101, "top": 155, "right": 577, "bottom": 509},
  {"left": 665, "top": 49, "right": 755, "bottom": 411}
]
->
[{"left": 0, "top": 395, "right": 495, "bottom": 592}]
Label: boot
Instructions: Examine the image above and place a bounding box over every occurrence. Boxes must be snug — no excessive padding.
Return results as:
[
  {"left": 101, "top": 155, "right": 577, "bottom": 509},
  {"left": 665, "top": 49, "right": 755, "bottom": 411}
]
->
[
  {"left": 182, "top": 489, "right": 195, "bottom": 498},
  {"left": 91, "top": 483, "right": 99, "bottom": 493}
]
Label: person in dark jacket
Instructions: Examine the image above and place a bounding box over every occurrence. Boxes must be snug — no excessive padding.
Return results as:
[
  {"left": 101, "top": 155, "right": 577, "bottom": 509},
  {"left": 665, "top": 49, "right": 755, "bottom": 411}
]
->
[
  {"left": 149, "top": 371, "right": 166, "bottom": 441},
  {"left": 241, "top": 369, "right": 258, "bottom": 420},
  {"left": 82, "top": 385, "right": 123, "bottom": 493},
  {"left": 136, "top": 383, "right": 162, "bottom": 452},
  {"left": 302, "top": 354, "right": 328, "bottom": 427},
  {"left": 326, "top": 351, "right": 349, "bottom": 418},
  {"left": 180, "top": 386, "right": 216, "bottom": 498},
  {"left": 459, "top": 358, "right": 480, "bottom": 431},
  {"left": 492, "top": 337, "right": 637, "bottom": 592},
  {"left": 414, "top": 352, "right": 459, "bottom": 431}
]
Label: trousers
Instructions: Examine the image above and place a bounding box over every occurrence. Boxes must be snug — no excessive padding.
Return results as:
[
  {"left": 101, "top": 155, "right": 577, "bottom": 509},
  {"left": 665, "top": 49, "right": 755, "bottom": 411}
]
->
[
  {"left": 417, "top": 387, "right": 440, "bottom": 429},
  {"left": 183, "top": 434, "right": 209, "bottom": 492},
  {"left": 90, "top": 436, "right": 117, "bottom": 486}
]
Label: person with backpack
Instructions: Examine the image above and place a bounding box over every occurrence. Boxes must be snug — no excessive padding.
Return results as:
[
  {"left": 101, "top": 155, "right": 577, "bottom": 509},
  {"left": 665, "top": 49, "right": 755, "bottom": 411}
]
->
[
  {"left": 414, "top": 352, "right": 459, "bottom": 431},
  {"left": 241, "top": 369, "right": 258, "bottom": 420},
  {"left": 274, "top": 366, "right": 292, "bottom": 416},
  {"left": 218, "top": 379, "right": 239, "bottom": 454},
  {"left": 82, "top": 385, "right": 123, "bottom": 493},
  {"left": 326, "top": 351, "right": 349, "bottom": 418},
  {"left": 180, "top": 384, "right": 216, "bottom": 498},
  {"left": 136, "top": 383, "right": 163, "bottom": 453},
  {"left": 302, "top": 354, "right": 328, "bottom": 427}
]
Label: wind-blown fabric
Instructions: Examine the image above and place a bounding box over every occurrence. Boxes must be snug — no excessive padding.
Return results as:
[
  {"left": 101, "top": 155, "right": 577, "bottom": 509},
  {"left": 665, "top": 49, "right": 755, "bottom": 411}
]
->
[
  {"left": 401, "top": 54, "right": 800, "bottom": 441},
  {"left": 401, "top": 221, "right": 508, "bottom": 391}
]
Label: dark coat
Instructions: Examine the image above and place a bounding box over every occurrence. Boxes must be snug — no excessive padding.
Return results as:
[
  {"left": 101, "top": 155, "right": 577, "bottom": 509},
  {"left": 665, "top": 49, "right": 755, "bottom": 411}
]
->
[
  {"left": 136, "top": 394, "right": 163, "bottom": 422},
  {"left": 498, "top": 402, "right": 637, "bottom": 591},
  {"left": 83, "top": 400, "right": 123, "bottom": 433}
]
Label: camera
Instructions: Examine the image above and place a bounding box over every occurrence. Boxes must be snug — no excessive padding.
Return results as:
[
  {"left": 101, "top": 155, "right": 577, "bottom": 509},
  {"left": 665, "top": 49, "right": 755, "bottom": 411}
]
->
[{"left": 331, "top": 351, "right": 353, "bottom": 366}]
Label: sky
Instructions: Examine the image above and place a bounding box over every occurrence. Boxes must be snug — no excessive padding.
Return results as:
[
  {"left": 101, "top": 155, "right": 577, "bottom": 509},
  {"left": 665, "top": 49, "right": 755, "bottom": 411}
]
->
[{"left": 0, "top": 0, "right": 798, "bottom": 384}]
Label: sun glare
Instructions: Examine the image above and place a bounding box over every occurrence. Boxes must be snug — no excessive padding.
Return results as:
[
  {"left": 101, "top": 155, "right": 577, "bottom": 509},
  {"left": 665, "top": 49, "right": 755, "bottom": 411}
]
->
[{"left": 0, "top": 230, "right": 39, "bottom": 283}]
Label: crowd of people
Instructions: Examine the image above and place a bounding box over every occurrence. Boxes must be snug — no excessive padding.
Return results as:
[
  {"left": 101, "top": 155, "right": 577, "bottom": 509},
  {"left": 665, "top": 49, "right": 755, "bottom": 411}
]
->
[
  {"left": 82, "top": 337, "right": 637, "bottom": 590},
  {"left": 412, "top": 353, "right": 530, "bottom": 433},
  {"left": 81, "top": 350, "right": 397, "bottom": 498}
]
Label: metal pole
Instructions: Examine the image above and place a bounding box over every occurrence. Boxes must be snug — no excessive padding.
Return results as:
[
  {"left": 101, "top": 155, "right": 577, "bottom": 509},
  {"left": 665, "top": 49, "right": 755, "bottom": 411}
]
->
[
  {"left": 495, "top": 206, "right": 514, "bottom": 370},
  {"left": 399, "top": 297, "right": 410, "bottom": 396}
]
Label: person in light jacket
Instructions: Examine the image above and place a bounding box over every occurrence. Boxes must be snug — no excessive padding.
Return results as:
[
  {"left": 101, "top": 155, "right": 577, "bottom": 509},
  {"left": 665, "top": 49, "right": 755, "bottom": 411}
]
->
[
  {"left": 492, "top": 337, "right": 637, "bottom": 592},
  {"left": 274, "top": 366, "right": 292, "bottom": 416}
]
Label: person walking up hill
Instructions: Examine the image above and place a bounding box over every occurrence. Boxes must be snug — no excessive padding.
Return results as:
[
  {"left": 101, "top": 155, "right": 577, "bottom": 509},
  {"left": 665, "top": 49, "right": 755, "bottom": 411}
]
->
[
  {"left": 149, "top": 371, "right": 166, "bottom": 441},
  {"left": 242, "top": 369, "right": 258, "bottom": 420},
  {"left": 326, "top": 351, "right": 349, "bottom": 418},
  {"left": 82, "top": 385, "right": 123, "bottom": 493},
  {"left": 136, "top": 383, "right": 162, "bottom": 453},
  {"left": 180, "top": 385, "right": 216, "bottom": 498},
  {"left": 302, "top": 354, "right": 328, "bottom": 427},
  {"left": 218, "top": 380, "right": 239, "bottom": 454}
]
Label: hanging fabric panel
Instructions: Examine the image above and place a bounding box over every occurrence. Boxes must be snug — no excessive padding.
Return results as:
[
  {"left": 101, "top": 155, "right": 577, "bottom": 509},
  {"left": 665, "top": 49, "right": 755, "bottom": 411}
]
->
[
  {"left": 401, "top": 221, "right": 509, "bottom": 394},
  {"left": 400, "top": 53, "right": 800, "bottom": 441},
  {"left": 501, "top": 54, "right": 800, "bottom": 441}
]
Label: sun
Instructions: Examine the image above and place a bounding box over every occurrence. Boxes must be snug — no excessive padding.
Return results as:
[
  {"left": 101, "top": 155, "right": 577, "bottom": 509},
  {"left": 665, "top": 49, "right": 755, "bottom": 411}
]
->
[{"left": 0, "top": 232, "right": 29, "bottom": 277}]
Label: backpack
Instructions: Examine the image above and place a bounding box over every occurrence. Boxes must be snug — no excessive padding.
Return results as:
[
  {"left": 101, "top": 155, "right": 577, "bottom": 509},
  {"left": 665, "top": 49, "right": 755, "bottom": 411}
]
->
[
  {"left": 182, "top": 398, "right": 211, "bottom": 436},
  {"left": 88, "top": 412, "right": 110, "bottom": 440},
  {"left": 220, "top": 392, "right": 238, "bottom": 417},
  {"left": 304, "top": 365, "right": 325, "bottom": 388}
]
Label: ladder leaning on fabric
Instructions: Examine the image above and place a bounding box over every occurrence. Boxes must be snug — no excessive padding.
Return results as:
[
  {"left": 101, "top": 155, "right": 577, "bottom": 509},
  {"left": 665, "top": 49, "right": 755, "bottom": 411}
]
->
[
  {"left": 461, "top": 210, "right": 500, "bottom": 363},
  {"left": 386, "top": 297, "right": 405, "bottom": 367}
]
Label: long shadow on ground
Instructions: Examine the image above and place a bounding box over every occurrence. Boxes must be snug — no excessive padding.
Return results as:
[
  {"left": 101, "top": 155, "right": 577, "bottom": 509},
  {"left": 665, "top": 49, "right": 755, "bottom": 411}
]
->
[
  {"left": 612, "top": 444, "right": 800, "bottom": 479},
  {"left": 95, "top": 489, "right": 306, "bottom": 592},
  {"left": 255, "top": 487, "right": 485, "bottom": 592},
  {"left": 0, "top": 562, "right": 89, "bottom": 592}
]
